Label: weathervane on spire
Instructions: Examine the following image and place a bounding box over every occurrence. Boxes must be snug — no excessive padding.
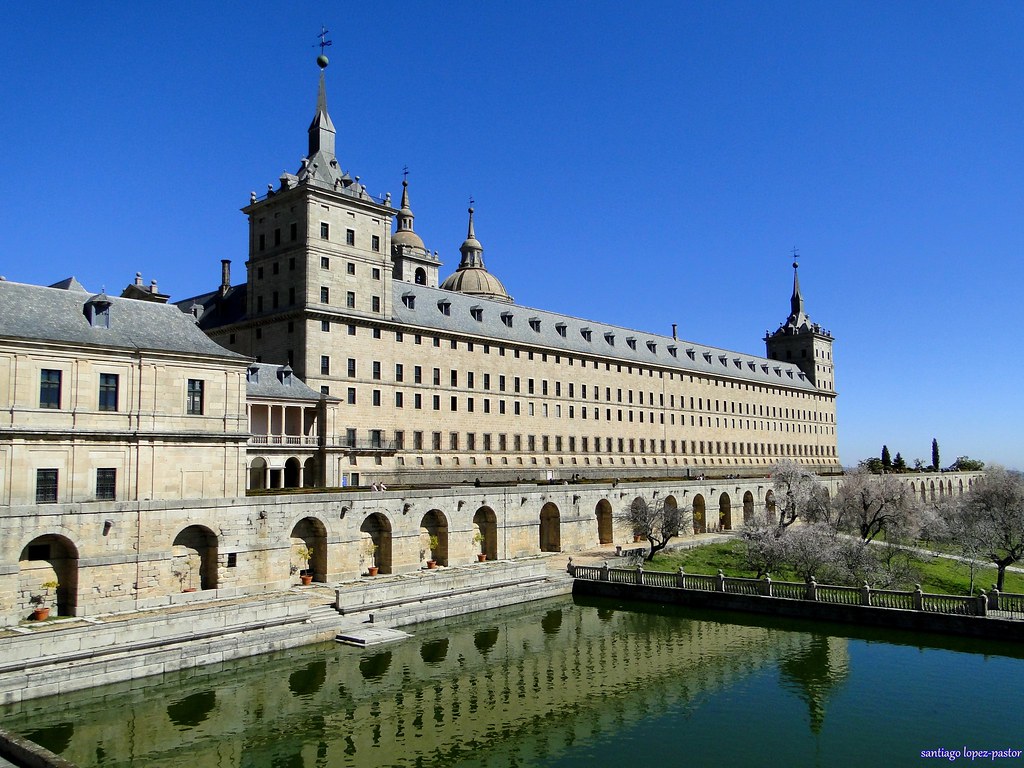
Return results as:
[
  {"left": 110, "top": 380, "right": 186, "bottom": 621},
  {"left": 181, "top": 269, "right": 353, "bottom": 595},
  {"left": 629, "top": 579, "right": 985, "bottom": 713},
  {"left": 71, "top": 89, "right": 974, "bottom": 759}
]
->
[
  {"left": 790, "top": 246, "right": 800, "bottom": 269},
  {"left": 315, "top": 25, "right": 332, "bottom": 68},
  {"left": 469, "top": 196, "right": 475, "bottom": 208},
  {"left": 403, "top": 165, "right": 409, "bottom": 182}
]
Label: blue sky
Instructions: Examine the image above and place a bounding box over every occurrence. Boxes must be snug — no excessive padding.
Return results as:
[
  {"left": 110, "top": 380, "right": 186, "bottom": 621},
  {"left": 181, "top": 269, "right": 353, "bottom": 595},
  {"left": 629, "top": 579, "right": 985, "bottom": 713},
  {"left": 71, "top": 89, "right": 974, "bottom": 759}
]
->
[{"left": 2, "top": 2, "right": 1021, "bottom": 470}]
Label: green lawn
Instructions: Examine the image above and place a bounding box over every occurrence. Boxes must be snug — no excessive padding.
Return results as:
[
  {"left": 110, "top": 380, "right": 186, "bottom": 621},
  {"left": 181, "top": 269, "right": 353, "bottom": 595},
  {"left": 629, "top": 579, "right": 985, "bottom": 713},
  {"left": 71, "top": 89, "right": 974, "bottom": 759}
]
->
[{"left": 644, "top": 539, "right": 1024, "bottom": 596}]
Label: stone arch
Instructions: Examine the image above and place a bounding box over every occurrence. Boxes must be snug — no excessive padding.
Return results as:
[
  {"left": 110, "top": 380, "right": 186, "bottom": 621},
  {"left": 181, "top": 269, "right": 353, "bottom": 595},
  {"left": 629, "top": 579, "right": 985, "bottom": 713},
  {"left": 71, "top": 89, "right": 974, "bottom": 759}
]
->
[
  {"left": 595, "top": 499, "right": 613, "bottom": 545},
  {"left": 284, "top": 457, "right": 302, "bottom": 489},
  {"left": 947, "top": 479, "right": 953, "bottom": 496},
  {"left": 692, "top": 494, "right": 707, "bottom": 535},
  {"left": 719, "top": 492, "right": 732, "bottom": 531},
  {"left": 289, "top": 516, "right": 328, "bottom": 582},
  {"left": 19, "top": 534, "right": 78, "bottom": 618},
  {"left": 248, "top": 457, "right": 267, "bottom": 490},
  {"left": 360, "top": 513, "right": 392, "bottom": 575},
  {"left": 920, "top": 484, "right": 927, "bottom": 502},
  {"left": 929, "top": 480, "right": 936, "bottom": 501},
  {"left": 629, "top": 497, "right": 648, "bottom": 540},
  {"left": 765, "top": 491, "right": 777, "bottom": 526},
  {"left": 172, "top": 525, "right": 218, "bottom": 591},
  {"left": 414, "top": 267, "right": 426, "bottom": 285},
  {"left": 958, "top": 478, "right": 964, "bottom": 496},
  {"left": 743, "top": 491, "right": 754, "bottom": 524},
  {"left": 303, "top": 457, "right": 318, "bottom": 488},
  {"left": 540, "top": 502, "right": 561, "bottom": 552},
  {"left": 473, "top": 506, "right": 498, "bottom": 561},
  {"left": 420, "top": 509, "right": 449, "bottom": 566}
]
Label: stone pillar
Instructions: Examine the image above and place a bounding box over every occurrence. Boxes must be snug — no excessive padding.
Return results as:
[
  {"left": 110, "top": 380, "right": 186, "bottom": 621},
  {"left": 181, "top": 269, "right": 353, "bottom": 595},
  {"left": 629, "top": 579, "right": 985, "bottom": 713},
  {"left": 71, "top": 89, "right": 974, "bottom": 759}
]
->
[
  {"left": 806, "top": 577, "right": 817, "bottom": 601},
  {"left": 913, "top": 584, "right": 924, "bottom": 611},
  {"left": 716, "top": 569, "right": 726, "bottom": 592},
  {"left": 860, "top": 581, "right": 871, "bottom": 606}
]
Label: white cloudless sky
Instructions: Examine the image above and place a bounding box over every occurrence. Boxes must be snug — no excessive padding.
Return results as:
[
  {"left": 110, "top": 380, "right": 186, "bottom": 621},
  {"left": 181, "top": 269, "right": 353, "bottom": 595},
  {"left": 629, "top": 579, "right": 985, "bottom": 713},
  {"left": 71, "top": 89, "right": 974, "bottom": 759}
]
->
[{"left": 2, "top": 1, "right": 1021, "bottom": 469}]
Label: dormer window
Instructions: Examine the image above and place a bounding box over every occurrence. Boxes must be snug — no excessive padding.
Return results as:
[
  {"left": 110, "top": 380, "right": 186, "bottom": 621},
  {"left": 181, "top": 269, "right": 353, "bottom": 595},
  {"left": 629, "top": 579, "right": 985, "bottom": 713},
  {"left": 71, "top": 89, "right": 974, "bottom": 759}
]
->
[
  {"left": 555, "top": 323, "right": 567, "bottom": 338},
  {"left": 734, "top": 358, "right": 742, "bottom": 368},
  {"left": 703, "top": 352, "right": 712, "bottom": 363},
  {"left": 604, "top": 333, "right": 615, "bottom": 346},
  {"left": 647, "top": 341, "right": 657, "bottom": 354},
  {"left": 402, "top": 293, "right": 416, "bottom": 309},
  {"left": 625, "top": 337, "right": 637, "bottom": 351},
  {"left": 246, "top": 364, "right": 260, "bottom": 383},
  {"left": 438, "top": 299, "right": 451, "bottom": 316},
  {"left": 470, "top": 306, "right": 483, "bottom": 322},
  {"left": 686, "top": 349, "right": 696, "bottom": 361},
  {"left": 580, "top": 327, "right": 592, "bottom": 342},
  {"left": 529, "top": 318, "right": 541, "bottom": 332},
  {"left": 762, "top": 364, "right": 770, "bottom": 373},
  {"left": 667, "top": 345, "right": 677, "bottom": 358},
  {"left": 501, "top": 312, "right": 513, "bottom": 328},
  {"left": 84, "top": 293, "right": 112, "bottom": 328},
  {"left": 719, "top": 355, "right": 728, "bottom": 365}
]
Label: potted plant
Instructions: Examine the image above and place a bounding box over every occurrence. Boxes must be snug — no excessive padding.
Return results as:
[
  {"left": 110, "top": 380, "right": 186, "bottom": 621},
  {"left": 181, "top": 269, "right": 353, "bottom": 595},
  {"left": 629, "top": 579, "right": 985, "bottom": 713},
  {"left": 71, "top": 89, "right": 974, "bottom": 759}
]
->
[
  {"left": 473, "top": 531, "right": 487, "bottom": 561},
  {"left": 29, "top": 580, "right": 59, "bottom": 620},
  {"left": 362, "top": 540, "right": 379, "bottom": 576},
  {"left": 426, "top": 535, "right": 439, "bottom": 569},
  {"left": 295, "top": 545, "right": 314, "bottom": 585}
]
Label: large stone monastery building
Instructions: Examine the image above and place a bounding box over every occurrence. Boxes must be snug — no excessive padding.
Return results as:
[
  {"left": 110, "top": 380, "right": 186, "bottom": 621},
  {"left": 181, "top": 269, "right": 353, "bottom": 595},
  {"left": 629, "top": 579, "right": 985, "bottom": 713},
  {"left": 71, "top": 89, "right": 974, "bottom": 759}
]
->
[{"left": 180, "top": 59, "right": 840, "bottom": 489}]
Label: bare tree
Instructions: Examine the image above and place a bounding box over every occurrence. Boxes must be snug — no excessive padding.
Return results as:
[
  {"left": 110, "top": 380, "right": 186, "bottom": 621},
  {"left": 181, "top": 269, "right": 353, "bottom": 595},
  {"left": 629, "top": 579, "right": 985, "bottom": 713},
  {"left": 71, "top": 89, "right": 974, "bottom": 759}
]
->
[
  {"left": 785, "top": 523, "right": 840, "bottom": 582},
  {"left": 771, "top": 460, "right": 827, "bottom": 530},
  {"left": 831, "top": 470, "right": 918, "bottom": 542},
  {"left": 962, "top": 467, "right": 1024, "bottom": 591},
  {"left": 740, "top": 516, "right": 790, "bottom": 578},
  {"left": 931, "top": 496, "right": 987, "bottom": 595},
  {"left": 619, "top": 497, "right": 685, "bottom": 561}
]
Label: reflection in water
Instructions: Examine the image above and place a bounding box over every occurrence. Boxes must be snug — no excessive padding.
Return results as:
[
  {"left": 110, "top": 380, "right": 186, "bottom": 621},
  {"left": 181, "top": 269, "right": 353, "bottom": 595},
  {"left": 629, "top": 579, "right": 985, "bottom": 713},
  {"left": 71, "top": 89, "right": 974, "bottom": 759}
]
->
[
  {"left": 2, "top": 596, "right": 1023, "bottom": 768},
  {"left": 166, "top": 691, "right": 216, "bottom": 730}
]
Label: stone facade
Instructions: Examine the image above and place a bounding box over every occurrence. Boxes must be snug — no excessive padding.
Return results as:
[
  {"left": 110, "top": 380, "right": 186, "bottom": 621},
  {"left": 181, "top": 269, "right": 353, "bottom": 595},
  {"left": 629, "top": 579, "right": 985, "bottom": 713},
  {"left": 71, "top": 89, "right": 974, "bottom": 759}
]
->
[{"left": 178, "top": 59, "right": 840, "bottom": 489}]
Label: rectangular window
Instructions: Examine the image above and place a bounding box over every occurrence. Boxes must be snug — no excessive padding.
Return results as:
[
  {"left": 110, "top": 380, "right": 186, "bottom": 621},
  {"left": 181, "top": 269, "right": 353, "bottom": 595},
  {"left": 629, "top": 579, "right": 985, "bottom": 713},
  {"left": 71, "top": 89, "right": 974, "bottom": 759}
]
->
[
  {"left": 320, "top": 286, "right": 330, "bottom": 304},
  {"left": 371, "top": 235, "right": 381, "bottom": 252},
  {"left": 346, "top": 292, "right": 356, "bottom": 308},
  {"left": 321, "top": 356, "right": 330, "bottom": 375},
  {"left": 467, "top": 372, "right": 475, "bottom": 389},
  {"left": 347, "top": 387, "right": 356, "bottom": 404},
  {"left": 394, "top": 430, "right": 405, "bottom": 449},
  {"left": 345, "top": 428, "right": 357, "bottom": 447},
  {"left": 414, "top": 393, "right": 422, "bottom": 409},
  {"left": 99, "top": 373, "right": 119, "bottom": 412},
  {"left": 321, "top": 320, "right": 330, "bottom": 332},
  {"left": 321, "top": 256, "right": 330, "bottom": 269},
  {"left": 432, "top": 432, "right": 442, "bottom": 450},
  {"left": 467, "top": 433, "right": 476, "bottom": 451},
  {"left": 320, "top": 222, "right": 329, "bottom": 239},
  {"left": 36, "top": 469, "right": 58, "bottom": 504},
  {"left": 433, "top": 395, "right": 440, "bottom": 410},
  {"left": 372, "top": 361, "right": 381, "bottom": 380},
  {"left": 395, "top": 392, "right": 404, "bottom": 408},
  {"left": 414, "top": 431, "right": 424, "bottom": 450},
  {"left": 372, "top": 390, "right": 381, "bottom": 406},
  {"left": 187, "top": 379, "right": 204, "bottom": 415},
  {"left": 347, "top": 262, "right": 356, "bottom": 275},
  {"left": 414, "top": 365, "right": 422, "bottom": 384},
  {"left": 433, "top": 368, "right": 441, "bottom": 385},
  {"left": 96, "top": 468, "right": 116, "bottom": 501},
  {"left": 449, "top": 432, "right": 459, "bottom": 451},
  {"left": 40, "top": 369, "right": 61, "bottom": 409},
  {"left": 372, "top": 296, "right": 381, "bottom": 312},
  {"left": 346, "top": 228, "right": 355, "bottom": 245},
  {"left": 347, "top": 358, "right": 356, "bottom": 377},
  {"left": 395, "top": 363, "right": 404, "bottom": 382}
]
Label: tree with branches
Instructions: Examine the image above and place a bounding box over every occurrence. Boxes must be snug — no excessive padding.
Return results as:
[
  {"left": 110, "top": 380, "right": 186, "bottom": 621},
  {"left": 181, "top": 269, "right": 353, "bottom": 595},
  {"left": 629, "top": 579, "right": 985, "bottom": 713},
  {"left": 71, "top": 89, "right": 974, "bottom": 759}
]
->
[
  {"left": 831, "top": 470, "right": 918, "bottom": 542},
  {"left": 771, "top": 460, "right": 828, "bottom": 530},
  {"left": 619, "top": 497, "right": 685, "bottom": 561},
  {"left": 961, "top": 467, "right": 1024, "bottom": 591}
]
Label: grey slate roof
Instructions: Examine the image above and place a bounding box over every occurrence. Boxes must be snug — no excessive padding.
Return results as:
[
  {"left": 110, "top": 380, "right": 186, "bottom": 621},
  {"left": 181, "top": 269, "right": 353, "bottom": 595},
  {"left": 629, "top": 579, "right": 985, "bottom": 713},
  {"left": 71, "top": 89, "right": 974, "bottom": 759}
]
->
[
  {"left": 0, "top": 279, "right": 247, "bottom": 361},
  {"left": 391, "top": 282, "right": 819, "bottom": 392},
  {"left": 175, "top": 284, "right": 248, "bottom": 331},
  {"left": 246, "top": 363, "right": 327, "bottom": 402}
]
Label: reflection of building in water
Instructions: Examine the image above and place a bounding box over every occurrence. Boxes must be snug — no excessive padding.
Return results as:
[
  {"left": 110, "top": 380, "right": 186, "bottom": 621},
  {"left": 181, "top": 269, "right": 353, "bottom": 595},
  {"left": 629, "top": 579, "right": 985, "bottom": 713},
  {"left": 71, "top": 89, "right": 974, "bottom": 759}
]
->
[
  {"left": 778, "top": 632, "right": 850, "bottom": 734},
  {"left": 1, "top": 599, "right": 849, "bottom": 767}
]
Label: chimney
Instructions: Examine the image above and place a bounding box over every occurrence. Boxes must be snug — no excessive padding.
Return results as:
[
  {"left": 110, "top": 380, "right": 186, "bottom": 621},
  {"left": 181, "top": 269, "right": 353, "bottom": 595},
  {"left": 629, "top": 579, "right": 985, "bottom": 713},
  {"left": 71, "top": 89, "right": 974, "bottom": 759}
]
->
[
  {"left": 220, "top": 260, "right": 231, "bottom": 296},
  {"left": 134, "top": 272, "right": 144, "bottom": 286},
  {"left": 671, "top": 323, "right": 678, "bottom": 341}
]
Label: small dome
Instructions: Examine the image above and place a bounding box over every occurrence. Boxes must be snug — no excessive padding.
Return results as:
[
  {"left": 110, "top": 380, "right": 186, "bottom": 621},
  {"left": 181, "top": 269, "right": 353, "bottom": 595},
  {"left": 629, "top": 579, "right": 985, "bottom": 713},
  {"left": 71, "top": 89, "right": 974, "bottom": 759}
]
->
[
  {"left": 392, "top": 228, "right": 425, "bottom": 250},
  {"left": 440, "top": 268, "right": 512, "bottom": 303}
]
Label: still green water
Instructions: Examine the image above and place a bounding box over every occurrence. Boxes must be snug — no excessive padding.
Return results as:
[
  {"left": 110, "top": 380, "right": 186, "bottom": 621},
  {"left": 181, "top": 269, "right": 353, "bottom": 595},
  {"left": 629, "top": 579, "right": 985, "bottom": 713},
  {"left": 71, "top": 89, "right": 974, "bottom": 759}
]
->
[{"left": 2, "top": 596, "right": 1023, "bottom": 768}]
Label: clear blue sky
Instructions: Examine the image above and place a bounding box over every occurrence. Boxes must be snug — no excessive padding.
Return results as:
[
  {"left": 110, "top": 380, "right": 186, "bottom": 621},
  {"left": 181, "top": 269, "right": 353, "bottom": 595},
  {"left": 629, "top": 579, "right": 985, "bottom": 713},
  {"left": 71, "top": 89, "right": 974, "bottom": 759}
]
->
[{"left": 3, "top": 2, "right": 1021, "bottom": 470}]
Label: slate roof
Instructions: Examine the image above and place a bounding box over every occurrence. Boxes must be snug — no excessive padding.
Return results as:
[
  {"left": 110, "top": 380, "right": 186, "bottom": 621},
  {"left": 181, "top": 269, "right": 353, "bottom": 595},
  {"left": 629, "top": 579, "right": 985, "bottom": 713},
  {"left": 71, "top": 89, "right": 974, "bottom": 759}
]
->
[
  {"left": 175, "top": 284, "right": 248, "bottom": 331},
  {"left": 391, "top": 282, "right": 819, "bottom": 392},
  {"left": 0, "top": 279, "right": 247, "bottom": 361},
  {"left": 246, "top": 363, "right": 328, "bottom": 402}
]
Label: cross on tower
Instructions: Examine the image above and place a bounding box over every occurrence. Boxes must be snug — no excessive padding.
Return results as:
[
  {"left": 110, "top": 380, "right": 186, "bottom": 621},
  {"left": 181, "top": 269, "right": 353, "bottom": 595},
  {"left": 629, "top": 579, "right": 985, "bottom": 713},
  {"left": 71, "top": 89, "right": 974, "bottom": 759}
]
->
[
  {"left": 403, "top": 166, "right": 409, "bottom": 182},
  {"left": 315, "top": 26, "right": 332, "bottom": 53}
]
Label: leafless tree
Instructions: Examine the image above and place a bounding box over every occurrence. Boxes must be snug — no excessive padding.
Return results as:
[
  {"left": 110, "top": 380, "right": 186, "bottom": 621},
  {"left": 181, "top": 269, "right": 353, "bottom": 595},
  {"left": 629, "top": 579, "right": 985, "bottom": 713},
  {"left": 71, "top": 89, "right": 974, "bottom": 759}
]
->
[
  {"left": 771, "top": 460, "right": 827, "bottom": 530},
  {"left": 928, "top": 497, "right": 986, "bottom": 595},
  {"left": 960, "top": 467, "right": 1024, "bottom": 591},
  {"left": 831, "top": 470, "right": 918, "bottom": 542},
  {"left": 619, "top": 497, "right": 685, "bottom": 561},
  {"left": 740, "top": 516, "right": 790, "bottom": 578},
  {"left": 785, "top": 523, "right": 840, "bottom": 582}
]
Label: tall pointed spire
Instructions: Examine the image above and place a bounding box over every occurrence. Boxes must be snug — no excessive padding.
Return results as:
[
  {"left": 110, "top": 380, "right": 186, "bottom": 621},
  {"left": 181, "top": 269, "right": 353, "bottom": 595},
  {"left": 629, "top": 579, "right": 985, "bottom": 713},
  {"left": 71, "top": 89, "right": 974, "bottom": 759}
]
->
[
  {"left": 790, "top": 258, "right": 805, "bottom": 319},
  {"left": 458, "top": 207, "right": 485, "bottom": 269},
  {"left": 392, "top": 177, "right": 425, "bottom": 250},
  {"left": 308, "top": 64, "right": 336, "bottom": 159}
]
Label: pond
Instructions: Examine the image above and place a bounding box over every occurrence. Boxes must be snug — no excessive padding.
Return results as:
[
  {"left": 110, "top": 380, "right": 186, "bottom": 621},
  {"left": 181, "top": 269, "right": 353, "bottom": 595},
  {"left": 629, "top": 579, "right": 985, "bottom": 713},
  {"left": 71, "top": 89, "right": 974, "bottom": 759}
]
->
[{"left": 2, "top": 595, "right": 1022, "bottom": 767}]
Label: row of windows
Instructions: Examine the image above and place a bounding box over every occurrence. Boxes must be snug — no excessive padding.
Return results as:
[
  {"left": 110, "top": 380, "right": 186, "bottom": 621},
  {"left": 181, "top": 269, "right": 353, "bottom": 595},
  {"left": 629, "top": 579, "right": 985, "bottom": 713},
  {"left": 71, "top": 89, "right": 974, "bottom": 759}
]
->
[
  {"left": 35, "top": 468, "right": 116, "bottom": 503},
  {"left": 316, "top": 325, "right": 830, "bottom": 405},
  {"left": 341, "top": 429, "right": 836, "bottom": 459},
  {"left": 36, "top": 370, "right": 205, "bottom": 416},
  {"left": 318, "top": 222, "right": 380, "bottom": 252}
]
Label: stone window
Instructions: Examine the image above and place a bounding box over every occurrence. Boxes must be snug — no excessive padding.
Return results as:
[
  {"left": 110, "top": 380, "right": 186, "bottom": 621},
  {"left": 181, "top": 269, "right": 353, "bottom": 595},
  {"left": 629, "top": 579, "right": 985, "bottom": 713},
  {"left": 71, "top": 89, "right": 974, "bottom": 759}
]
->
[
  {"left": 187, "top": 379, "right": 204, "bottom": 415},
  {"left": 321, "top": 356, "right": 330, "bottom": 375},
  {"left": 321, "top": 256, "right": 330, "bottom": 269},
  {"left": 347, "top": 388, "right": 356, "bottom": 404},
  {"left": 371, "top": 236, "right": 380, "bottom": 252},
  {"left": 346, "top": 292, "right": 356, "bottom": 308},
  {"left": 96, "top": 468, "right": 116, "bottom": 501},
  {"left": 347, "top": 262, "right": 356, "bottom": 275},
  {"left": 39, "top": 369, "right": 61, "bottom": 409},
  {"left": 346, "top": 228, "right": 355, "bottom": 245},
  {"left": 320, "top": 286, "right": 330, "bottom": 304},
  {"left": 320, "top": 222, "right": 329, "bottom": 240},
  {"left": 36, "top": 469, "right": 58, "bottom": 504},
  {"left": 99, "top": 373, "right": 119, "bottom": 412}
]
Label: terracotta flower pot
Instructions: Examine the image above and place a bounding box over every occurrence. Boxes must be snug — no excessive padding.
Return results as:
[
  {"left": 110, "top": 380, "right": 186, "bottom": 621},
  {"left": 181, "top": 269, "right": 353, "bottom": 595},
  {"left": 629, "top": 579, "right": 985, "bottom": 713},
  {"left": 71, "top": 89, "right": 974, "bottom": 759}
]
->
[
  {"left": 426, "top": 560, "right": 437, "bottom": 569},
  {"left": 367, "top": 566, "right": 379, "bottom": 577},
  {"left": 633, "top": 534, "right": 641, "bottom": 543},
  {"left": 32, "top": 607, "right": 50, "bottom": 621},
  {"left": 300, "top": 574, "right": 313, "bottom": 585},
  {"left": 477, "top": 553, "right": 487, "bottom": 562}
]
